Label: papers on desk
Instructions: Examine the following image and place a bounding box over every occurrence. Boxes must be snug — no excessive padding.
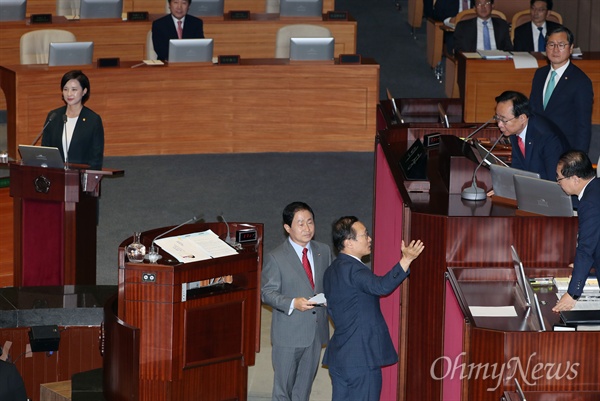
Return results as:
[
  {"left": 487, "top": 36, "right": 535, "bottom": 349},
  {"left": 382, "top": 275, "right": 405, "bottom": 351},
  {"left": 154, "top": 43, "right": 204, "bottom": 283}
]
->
[
  {"left": 511, "top": 52, "right": 539, "bottom": 69},
  {"left": 155, "top": 229, "right": 238, "bottom": 263},
  {"left": 469, "top": 306, "right": 517, "bottom": 317},
  {"left": 477, "top": 50, "right": 513, "bottom": 60}
]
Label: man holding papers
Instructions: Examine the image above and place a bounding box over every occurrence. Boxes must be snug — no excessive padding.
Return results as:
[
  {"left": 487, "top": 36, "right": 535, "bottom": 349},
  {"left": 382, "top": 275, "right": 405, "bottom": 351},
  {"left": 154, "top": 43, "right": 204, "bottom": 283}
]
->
[
  {"left": 261, "top": 202, "right": 332, "bottom": 401},
  {"left": 553, "top": 151, "right": 600, "bottom": 312},
  {"left": 323, "top": 216, "right": 424, "bottom": 401}
]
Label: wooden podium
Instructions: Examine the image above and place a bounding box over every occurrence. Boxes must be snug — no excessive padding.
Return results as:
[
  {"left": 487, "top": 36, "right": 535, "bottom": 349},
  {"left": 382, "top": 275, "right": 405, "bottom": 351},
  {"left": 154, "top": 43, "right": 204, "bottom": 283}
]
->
[
  {"left": 104, "top": 222, "right": 263, "bottom": 401},
  {"left": 9, "top": 162, "right": 120, "bottom": 286}
]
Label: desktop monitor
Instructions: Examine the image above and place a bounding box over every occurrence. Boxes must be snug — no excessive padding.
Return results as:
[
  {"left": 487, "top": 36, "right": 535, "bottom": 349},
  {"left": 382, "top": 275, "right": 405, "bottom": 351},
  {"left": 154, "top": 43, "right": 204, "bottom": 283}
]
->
[
  {"left": 279, "top": 0, "right": 322, "bottom": 17},
  {"left": 511, "top": 245, "right": 532, "bottom": 306},
  {"left": 168, "top": 38, "right": 214, "bottom": 63},
  {"left": 386, "top": 88, "right": 404, "bottom": 124},
  {"left": 0, "top": 0, "right": 26, "bottom": 21},
  {"left": 79, "top": 0, "right": 123, "bottom": 19},
  {"left": 289, "top": 37, "right": 334, "bottom": 61},
  {"left": 48, "top": 41, "right": 94, "bottom": 66},
  {"left": 438, "top": 103, "right": 450, "bottom": 128},
  {"left": 188, "top": 0, "right": 224, "bottom": 17},
  {"left": 513, "top": 175, "right": 574, "bottom": 217}
]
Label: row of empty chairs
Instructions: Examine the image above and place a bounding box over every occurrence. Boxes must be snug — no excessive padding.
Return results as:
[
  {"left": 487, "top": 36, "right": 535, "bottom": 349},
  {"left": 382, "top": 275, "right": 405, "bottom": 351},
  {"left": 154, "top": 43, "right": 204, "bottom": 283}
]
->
[{"left": 19, "top": 24, "right": 332, "bottom": 64}]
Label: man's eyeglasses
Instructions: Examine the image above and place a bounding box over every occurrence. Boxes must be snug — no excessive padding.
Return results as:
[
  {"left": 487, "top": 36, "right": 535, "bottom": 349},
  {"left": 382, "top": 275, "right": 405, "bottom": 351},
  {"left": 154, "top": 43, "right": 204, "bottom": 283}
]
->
[
  {"left": 556, "top": 175, "right": 571, "bottom": 183},
  {"left": 546, "top": 42, "right": 569, "bottom": 51},
  {"left": 475, "top": 1, "right": 492, "bottom": 7},
  {"left": 493, "top": 115, "right": 516, "bottom": 124}
]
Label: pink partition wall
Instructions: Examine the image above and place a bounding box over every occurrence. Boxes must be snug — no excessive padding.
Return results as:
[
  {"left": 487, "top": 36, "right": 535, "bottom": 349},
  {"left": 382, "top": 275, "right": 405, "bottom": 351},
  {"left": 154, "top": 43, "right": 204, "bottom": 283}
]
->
[{"left": 373, "top": 143, "right": 405, "bottom": 400}]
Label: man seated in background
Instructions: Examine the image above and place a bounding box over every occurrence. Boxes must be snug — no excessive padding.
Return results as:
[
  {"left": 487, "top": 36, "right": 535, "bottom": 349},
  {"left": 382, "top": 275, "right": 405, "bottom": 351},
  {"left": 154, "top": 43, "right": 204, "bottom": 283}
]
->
[
  {"left": 513, "top": 0, "right": 562, "bottom": 52},
  {"left": 432, "top": 0, "right": 472, "bottom": 53},
  {"left": 152, "top": 0, "right": 204, "bottom": 61},
  {"left": 453, "top": 0, "right": 512, "bottom": 54},
  {"left": 494, "top": 90, "right": 569, "bottom": 181}
]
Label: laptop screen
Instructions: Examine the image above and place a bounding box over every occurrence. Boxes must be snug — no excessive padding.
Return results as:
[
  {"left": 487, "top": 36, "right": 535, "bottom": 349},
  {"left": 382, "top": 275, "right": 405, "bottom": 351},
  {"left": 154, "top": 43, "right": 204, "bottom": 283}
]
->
[{"left": 18, "top": 145, "right": 64, "bottom": 168}]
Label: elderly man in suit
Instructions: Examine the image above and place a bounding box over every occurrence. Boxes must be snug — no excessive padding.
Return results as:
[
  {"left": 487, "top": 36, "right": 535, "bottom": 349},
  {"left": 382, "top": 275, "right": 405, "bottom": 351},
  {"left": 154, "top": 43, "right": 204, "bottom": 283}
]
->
[
  {"left": 453, "top": 0, "right": 512, "bottom": 54},
  {"left": 152, "top": 0, "right": 204, "bottom": 61},
  {"left": 513, "top": 0, "right": 562, "bottom": 52},
  {"left": 261, "top": 201, "right": 331, "bottom": 401},
  {"left": 494, "top": 90, "right": 570, "bottom": 180},
  {"left": 553, "top": 151, "right": 600, "bottom": 312},
  {"left": 323, "top": 216, "right": 424, "bottom": 401},
  {"left": 529, "top": 25, "right": 594, "bottom": 152}
]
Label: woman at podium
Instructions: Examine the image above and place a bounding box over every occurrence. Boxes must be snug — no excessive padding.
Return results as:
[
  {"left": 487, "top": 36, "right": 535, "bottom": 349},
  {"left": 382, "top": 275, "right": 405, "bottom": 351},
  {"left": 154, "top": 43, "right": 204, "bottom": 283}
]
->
[{"left": 41, "top": 70, "right": 104, "bottom": 170}]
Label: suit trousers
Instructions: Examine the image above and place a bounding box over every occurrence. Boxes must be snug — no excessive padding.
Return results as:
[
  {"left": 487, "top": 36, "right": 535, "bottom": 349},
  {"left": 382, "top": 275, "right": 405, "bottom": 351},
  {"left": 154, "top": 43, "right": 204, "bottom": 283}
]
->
[
  {"left": 271, "top": 333, "right": 323, "bottom": 401},
  {"left": 329, "top": 365, "right": 382, "bottom": 401}
]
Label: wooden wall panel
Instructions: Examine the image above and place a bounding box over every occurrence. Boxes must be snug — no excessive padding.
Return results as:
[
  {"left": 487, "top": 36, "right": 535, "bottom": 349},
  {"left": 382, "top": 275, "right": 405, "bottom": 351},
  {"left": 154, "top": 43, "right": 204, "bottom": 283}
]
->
[
  {"left": 0, "top": 326, "right": 102, "bottom": 401},
  {"left": 554, "top": 0, "right": 600, "bottom": 52}
]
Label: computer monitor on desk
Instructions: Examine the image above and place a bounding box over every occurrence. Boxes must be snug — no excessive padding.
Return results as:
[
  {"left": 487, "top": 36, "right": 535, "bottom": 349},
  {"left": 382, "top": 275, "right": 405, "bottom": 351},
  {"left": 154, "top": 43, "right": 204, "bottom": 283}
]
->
[
  {"left": 188, "top": 0, "right": 224, "bottom": 17},
  {"left": 48, "top": 42, "right": 94, "bottom": 67},
  {"left": 0, "top": 0, "right": 26, "bottom": 21},
  {"left": 79, "top": 0, "right": 123, "bottom": 18},
  {"left": 279, "top": 0, "right": 322, "bottom": 17},
  {"left": 514, "top": 175, "right": 574, "bottom": 217},
  {"left": 289, "top": 37, "right": 334, "bottom": 61},
  {"left": 168, "top": 39, "right": 214, "bottom": 63}
]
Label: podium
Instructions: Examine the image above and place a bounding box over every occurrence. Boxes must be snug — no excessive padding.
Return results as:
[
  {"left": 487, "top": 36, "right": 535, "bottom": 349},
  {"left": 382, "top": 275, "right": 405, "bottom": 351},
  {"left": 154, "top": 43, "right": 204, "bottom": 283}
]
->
[
  {"left": 9, "top": 162, "right": 121, "bottom": 286},
  {"left": 104, "top": 222, "right": 263, "bottom": 401}
]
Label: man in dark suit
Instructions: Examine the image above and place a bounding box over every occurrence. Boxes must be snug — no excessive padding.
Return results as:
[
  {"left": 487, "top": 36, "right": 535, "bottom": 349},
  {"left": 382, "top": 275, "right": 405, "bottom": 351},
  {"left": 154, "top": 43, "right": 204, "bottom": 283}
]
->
[
  {"left": 453, "top": 0, "right": 512, "bottom": 54},
  {"left": 323, "top": 216, "right": 424, "bottom": 401},
  {"left": 513, "top": 0, "right": 561, "bottom": 52},
  {"left": 494, "top": 90, "right": 570, "bottom": 181},
  {"left": 261, "top": 201, "right": 331, "bottom": 401},
  {"left": 553, "top": 151, "right": 600, "bottom": 312},
  {"left": 0, "top": 357, "right": 27, "bottom": 401},
  {"left": 529, "top": 26, "right": 594, "bottom": 152},
  {"left": 152, "top": 0, "right": 204, "bottom": 61}
]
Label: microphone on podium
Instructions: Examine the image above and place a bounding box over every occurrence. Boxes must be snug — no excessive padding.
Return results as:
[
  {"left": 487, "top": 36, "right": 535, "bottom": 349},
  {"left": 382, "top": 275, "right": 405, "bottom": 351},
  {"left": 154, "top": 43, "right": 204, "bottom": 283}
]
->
[
  {"left": 146, "top": 215, "right": 201, "bottom": 263},
  {"left": 461, "top": 134, "right": 505, "bottom": 201},
  {"left": 62, "top": 114, "right": 69, "bottom": 169},
  {"left": 462, "top": 116, "right": 496, "bottom": 143},
  {"left": 31, "top": 112, "right": 57, "bottom": 146},
  {"left": 217, "top": 214, "right": 242, "bottom": 249}
]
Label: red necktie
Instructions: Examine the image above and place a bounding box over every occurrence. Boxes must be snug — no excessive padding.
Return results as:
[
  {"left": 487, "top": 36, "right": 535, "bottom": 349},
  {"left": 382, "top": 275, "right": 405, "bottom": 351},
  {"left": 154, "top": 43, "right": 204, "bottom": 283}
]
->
[
  {"left": 177, "top": 20, "right": 183, "bottom": 39},
  {"left": 302, "top": 248, "right": 315, "bottom": 290},
  {"left": 517, "top": 136, "right": 526, "bottom": 157}
]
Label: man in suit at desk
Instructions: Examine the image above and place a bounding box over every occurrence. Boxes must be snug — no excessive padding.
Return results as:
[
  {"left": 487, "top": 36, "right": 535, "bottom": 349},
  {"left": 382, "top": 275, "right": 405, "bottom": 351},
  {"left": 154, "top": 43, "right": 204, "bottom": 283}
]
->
[
  {"left": 553, "top": 151, "right": 600, "bottom": 312},
  {"left": 432, "top": 0, "right": 471, "bottom": 53},
  {"left": 323, "top": 216, "right": 424, "bottom": 401},
  {"left": 453, "top": 0, "right": 512, "bottom": 54},
  {"left": 513, "top": 0, "right": 562, "bottom": 52},
  {"left": 261, "top": 201, "right": 331, "bottom": 401},
  {"left": 494, "top": 90, "right": 570, "bottom": 180},
  {"left": 152, "top": 0, "right": 204, "bottom": 61},
  {"left": 528, "top": 26, "right": 594, "bottom": 153}
]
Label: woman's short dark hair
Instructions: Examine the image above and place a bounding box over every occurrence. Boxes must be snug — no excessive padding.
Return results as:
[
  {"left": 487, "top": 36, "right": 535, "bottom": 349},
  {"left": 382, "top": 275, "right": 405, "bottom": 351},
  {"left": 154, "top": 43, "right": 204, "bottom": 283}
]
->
[
  {"left": 332, "top": 216, "right": 359, "bottom": 251},
  {"left": 61, "top": 70, "right": 90, "bottom": 104}
]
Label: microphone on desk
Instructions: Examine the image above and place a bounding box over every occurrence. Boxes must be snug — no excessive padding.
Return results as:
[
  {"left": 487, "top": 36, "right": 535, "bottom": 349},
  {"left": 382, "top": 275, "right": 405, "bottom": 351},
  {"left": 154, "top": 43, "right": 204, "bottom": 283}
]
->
[
  {"left": 30, "top": 112, "right": 57, "bottom": 146},
  {"left": 217, "top": 214, "right": 242, "bottom": 249},
  {"left": 62, "top": 114, "right": 69, "bottom": 169},
  {"left": 462, "top": 116, "right": 496, "bottom": 143},
  {"left": 461, "top": 133, "right": 505, "bottom": 201},
  {"left": 146, "top": 215, "right": 201, "bottom": 263}
]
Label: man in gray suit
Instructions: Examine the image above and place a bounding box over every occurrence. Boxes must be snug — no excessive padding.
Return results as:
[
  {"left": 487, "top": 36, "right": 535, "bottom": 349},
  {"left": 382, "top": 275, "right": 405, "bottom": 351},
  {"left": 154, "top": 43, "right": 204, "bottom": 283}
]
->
[{"left": 261, "top": 201, "right": 332, "bottom": 401}]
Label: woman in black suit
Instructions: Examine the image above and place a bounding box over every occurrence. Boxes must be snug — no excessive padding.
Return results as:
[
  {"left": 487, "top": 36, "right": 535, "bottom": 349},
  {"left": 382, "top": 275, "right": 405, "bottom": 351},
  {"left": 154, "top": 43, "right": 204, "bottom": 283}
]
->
[{"left": 41, "top": 70, "right": 104, "bottom": 170}]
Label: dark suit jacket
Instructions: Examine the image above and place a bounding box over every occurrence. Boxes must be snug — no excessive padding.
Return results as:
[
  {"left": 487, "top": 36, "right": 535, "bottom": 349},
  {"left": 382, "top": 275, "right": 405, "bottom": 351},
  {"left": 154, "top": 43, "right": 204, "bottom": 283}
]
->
[
  {"left": 261, "top": 239, "right": 331, "bottom": 348},
  {"left": 41, "top": 105, "right": 104, "bottom": 170},
  {"left": 508, "top": 113, "right": 570, "bottom": 181},
  {"left": 568, "top": 177, "right": 600, "bottom": 297},
  {"left": 529, "top": 62, "right": 594, "bottom": 152},
  {"left": 512, "top": 21, "right": 561, "bottom": 52},
  {"left": 323, "top": 253, "right": 409, "bottom": 368},
  {"left": 453, "top": 17, "right": 513, "bottom": 53},
  {"left": 152, "top": 14, "right": 204, "bottom": 61},
  {"left": 432, "top": 0, "right": 459, "bottom": 22},
  {"left": 0, "top": 360, "right": 27, "bottom": 401}
]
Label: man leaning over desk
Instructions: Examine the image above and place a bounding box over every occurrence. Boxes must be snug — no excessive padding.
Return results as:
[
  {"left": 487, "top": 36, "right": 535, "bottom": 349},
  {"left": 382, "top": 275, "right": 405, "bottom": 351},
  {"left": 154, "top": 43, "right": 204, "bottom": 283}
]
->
[{"left": 152, "top": 0, "right": 204, "bottom": 61}]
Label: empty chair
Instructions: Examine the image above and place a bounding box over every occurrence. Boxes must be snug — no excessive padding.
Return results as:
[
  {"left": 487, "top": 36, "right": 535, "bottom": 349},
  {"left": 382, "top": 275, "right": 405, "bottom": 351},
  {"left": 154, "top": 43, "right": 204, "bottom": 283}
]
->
[
  {"left": 20, "top": 29, "right": 76, "bottom": 64},
  {"left": 55, "top": 0, "right": 80, "bottom": 17},
  {"left": 275, "top": 24, "right": 332, "bottom": 58},
  {"left": 146, "top": 30, "right": 158, "bottom": 60}
]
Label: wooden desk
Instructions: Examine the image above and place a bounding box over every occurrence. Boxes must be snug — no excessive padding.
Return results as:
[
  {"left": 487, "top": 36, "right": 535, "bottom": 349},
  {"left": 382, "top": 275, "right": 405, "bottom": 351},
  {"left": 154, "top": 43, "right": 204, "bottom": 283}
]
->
[
  {"left": 372, "top": 127, "right": 578, "bottom": 400},
  {"left": 457, "top": 52, "right": 600, "bottom": 123},
  {"left": 0, "top": 59, "right": 379, "bottom": 158},
  {"left": 22, "top": 0, "right": 335, "bottom": 16},
  {"left": 0, "top": 14, "right": 357, "bottom": 64},
  {"left": 445, "top": 267, "right": 599, "bottom": 400},
  {"left": 503, "top": 391, "right": 600, "bottom": 401}
]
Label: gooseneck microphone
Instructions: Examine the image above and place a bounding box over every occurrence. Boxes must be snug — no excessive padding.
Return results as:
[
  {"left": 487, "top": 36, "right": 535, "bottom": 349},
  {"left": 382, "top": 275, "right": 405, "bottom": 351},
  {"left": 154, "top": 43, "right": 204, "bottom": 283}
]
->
[
  {"left": 461, "top": 134, "right": 505, "bottom": 201},
  {"left": 62, "top": 114, "right": 69, "bottom": 169},
  {"left": 147, "top": 215, "right": 200, "bottom": 262},
  {"left": 462, "top": 116, "right": 496, "bottom": 143},
  {"left": 217, "top": 214, "right": 241, "bottom": 249},
  {"left": 31, "top": 112, "right": 57, "bottom": 146}
]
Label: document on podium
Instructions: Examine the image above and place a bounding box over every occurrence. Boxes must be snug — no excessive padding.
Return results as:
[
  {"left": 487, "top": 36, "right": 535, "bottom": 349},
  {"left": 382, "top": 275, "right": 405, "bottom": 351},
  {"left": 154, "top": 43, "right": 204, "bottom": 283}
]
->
[{"left": 155, "top": 229, "right": 238, "bottom": 263}]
